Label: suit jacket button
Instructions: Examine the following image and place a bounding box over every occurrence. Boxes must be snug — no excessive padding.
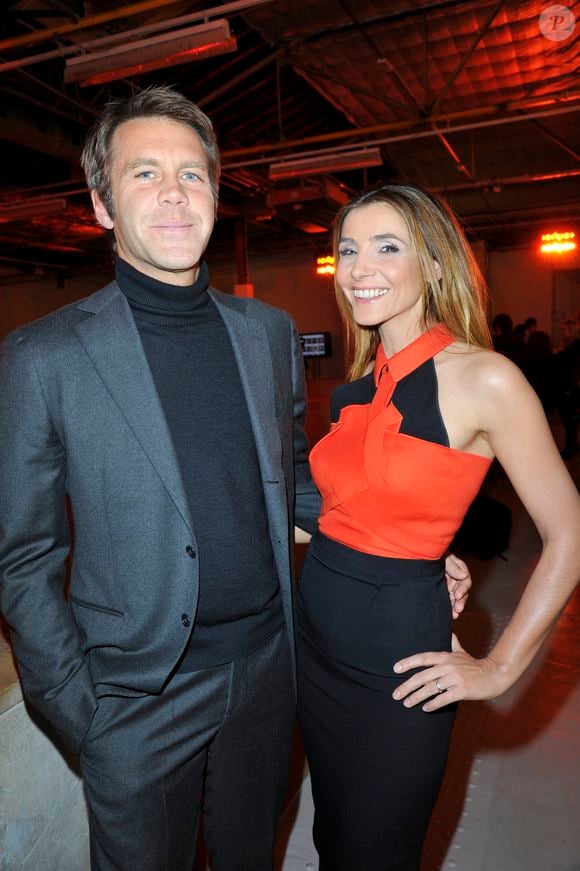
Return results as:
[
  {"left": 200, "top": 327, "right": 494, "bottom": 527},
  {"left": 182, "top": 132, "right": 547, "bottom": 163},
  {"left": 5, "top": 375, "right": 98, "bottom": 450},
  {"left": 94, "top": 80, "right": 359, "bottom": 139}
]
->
[
  {"left": 185, "top": 546, "right": 196, "bottom": 559},
  {"left": 181, "top": 613, "right": 191, "bottom": 627}
]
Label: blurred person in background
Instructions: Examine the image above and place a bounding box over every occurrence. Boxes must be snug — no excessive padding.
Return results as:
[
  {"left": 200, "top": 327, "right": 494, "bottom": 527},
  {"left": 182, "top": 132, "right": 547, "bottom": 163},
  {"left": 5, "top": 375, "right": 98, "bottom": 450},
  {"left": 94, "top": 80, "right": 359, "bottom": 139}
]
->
[{"left": 556, "top": 318, "right": 580, "bottom": 459}]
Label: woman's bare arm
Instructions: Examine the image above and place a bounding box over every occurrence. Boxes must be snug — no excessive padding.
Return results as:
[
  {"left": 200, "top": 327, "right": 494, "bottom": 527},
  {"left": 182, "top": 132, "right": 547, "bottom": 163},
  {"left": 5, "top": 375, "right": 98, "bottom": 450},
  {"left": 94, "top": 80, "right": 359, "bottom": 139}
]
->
[{"left": 393, "top": 353, "right": 580, "bottom": 710}]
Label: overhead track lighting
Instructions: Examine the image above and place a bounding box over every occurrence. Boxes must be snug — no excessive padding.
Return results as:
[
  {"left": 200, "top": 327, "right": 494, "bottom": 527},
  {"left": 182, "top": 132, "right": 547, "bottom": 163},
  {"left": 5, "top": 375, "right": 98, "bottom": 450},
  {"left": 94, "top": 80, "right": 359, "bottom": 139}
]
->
[
  {"left": 64, "top": 19, "right": 236, "bottom": 87},
  {"left": 268, "top": 148, "right": 383, "bottom": 181}
]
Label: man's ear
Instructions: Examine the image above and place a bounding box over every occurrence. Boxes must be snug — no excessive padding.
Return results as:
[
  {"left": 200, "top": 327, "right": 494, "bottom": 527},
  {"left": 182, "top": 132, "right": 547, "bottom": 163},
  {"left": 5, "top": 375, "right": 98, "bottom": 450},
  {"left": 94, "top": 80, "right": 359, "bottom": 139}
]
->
[
  {"left": 433, "top": 259, "right": 442, "bottom": 281},
  {"left": 91, "top": 190, "right": 114, "bottom": 231}
]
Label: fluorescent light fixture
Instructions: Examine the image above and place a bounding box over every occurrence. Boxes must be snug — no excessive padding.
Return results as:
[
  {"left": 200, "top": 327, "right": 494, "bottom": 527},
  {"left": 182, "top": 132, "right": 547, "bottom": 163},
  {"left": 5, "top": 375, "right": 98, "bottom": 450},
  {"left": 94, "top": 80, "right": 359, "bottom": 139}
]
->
[
  {"left": 64, "top": 19, "right": 236, "bottom": 87},
  {"left": 268, "top": 147, "right": 383, "bottom": 181}
]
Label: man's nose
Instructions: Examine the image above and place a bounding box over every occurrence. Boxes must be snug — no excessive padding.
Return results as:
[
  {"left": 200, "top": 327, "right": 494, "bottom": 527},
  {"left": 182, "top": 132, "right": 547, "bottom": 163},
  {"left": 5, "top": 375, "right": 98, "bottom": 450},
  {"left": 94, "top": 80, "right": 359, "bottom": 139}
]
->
[{"left": 158, "top": 176, "right": 188, "bottom": 205}]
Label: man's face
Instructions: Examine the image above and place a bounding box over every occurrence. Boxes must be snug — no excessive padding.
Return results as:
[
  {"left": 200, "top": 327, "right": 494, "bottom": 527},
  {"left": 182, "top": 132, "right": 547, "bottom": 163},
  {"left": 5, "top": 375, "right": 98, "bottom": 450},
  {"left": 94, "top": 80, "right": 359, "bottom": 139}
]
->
[{"left": 92, "top": 116, "right": 216, "bottom": 286}]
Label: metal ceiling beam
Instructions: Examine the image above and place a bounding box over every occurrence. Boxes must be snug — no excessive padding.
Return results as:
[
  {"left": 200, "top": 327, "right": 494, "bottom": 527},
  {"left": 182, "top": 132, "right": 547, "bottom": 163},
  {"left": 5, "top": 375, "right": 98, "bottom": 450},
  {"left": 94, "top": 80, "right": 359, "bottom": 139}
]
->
[
  {"left": 429, "top": 0, "right": 505, "bottom": 114},
  {"left": 457, "top": 204, "right": 580, "bottom": 232},
  {"left": 434, "top": 168, "right": 580, "bottom": 194},
  {"left": 430, "top": 126, "right": 475, "bottom": 180},
  {"left": 0, "top": 0, "right": 274, "bottom": 53},
  {"left": 423, "top": 10, "right": 430, "bottom": 109},
  {"left": 0, "top": 112, "right": 80, "bottom": 160},
  {"left": 294, "top": 62, "right": 417, "bottom": 116},
  {"left": 224, "top": 103, "right": 580, "bottom": 170},
  {"left": 336, "top": 0, "right": 424, "bottom": 114},
  {"left": 0, "top": 0, "right": 186, "bottom": 52},
  {"left": 0, "top": 188, "right": 89, "bottom": 208},
  {"left": 221, "top": 96, "right": 580, "bottom": 160},
  {"left": 0, "top": 82, "right": 96, "bottom": 125},
  {"left": 528, "top": 120, "right": 580, "bottom": 163},
  {"left": 184, "top": 36, "right": 264, "bottom": 96},
  {"left": 423, "top": 2, "right": 507, "bottom": 177},
  {"left": 43, "top": 0, "right": 82, "bottom": 20},
  {"left": 13, "top": 66, "right": 99, "bottom": 118},
  {"left": 292, "top": 1, "right": 492, "bottom": 48},
  {"left": 207, "top": 76, "right": 273, "bottom": 122},
  {"left": 0, "top": 6, "right": 265, "bottom": 73},
  {"left": 0, "top": 254, "right": 72, "bottom": 268},
  {"left": 197, "top": 48, "right": 283, "bottom": 109}
]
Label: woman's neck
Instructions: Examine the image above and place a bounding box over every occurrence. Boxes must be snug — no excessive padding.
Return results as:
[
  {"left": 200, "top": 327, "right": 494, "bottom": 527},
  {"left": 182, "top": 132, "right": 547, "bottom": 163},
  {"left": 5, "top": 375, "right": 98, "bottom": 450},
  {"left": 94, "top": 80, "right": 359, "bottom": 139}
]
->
[{"left": 378, "top": 319, "right": 424, "bottom": 357}]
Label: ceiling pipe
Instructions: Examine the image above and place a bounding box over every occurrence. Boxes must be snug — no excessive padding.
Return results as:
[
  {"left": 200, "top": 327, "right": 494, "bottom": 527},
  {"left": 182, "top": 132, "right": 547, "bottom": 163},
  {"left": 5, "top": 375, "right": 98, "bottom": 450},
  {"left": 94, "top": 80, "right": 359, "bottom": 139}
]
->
[
  {"left": 9, "top": 167, "right": 579, "bottom": 214},
  {"left": 0, "top": 0, "right": 274, "bottom": 53},
  {"left": 221, "top": 92, "right": 580, "bottom": 159},
  {"left": 430, "top": 126, "right": 475, "bottom": 180},
  {"left": 434, "top": 168, "right": 580, "bottom": 194},
  {"left": 0, "top": 0, "right": 190, "bottom": 52},
  {"left": 222, "top": 103, "right": 580, "bottom": 169},
  {"left": 0, "top": 3, "right": 272, "bottom": 73},
  {"left": 0, "top": 188, "right": 88, "bottom": 208},
  {"left": 459, "top": 204, "right": 580, "bottom": 231}
]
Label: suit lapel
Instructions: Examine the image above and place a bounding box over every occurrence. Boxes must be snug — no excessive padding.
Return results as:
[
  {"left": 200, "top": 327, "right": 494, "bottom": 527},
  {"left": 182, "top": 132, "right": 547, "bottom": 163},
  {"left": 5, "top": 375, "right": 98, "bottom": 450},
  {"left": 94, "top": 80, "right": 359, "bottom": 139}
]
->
[
  {"left": 75, "top": 286, "right": 193, "bottom": 533},
  {"left": 210, "top": 290, "right": 282, "bottom": 480}
]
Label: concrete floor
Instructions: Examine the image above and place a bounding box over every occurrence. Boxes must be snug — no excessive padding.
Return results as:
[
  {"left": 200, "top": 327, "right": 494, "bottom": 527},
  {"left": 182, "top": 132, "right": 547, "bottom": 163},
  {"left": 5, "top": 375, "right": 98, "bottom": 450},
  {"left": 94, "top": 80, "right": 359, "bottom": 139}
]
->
[{"left": 276, "top": 444, "right": 580, "bottom": 871}]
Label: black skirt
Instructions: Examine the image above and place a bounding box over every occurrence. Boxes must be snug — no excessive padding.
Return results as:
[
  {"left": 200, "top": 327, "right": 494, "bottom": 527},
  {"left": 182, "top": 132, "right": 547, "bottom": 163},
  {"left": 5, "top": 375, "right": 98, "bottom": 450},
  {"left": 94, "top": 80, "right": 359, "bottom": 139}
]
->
[{"left": 297, "top": 531, "right": 456, "bottom": 871}]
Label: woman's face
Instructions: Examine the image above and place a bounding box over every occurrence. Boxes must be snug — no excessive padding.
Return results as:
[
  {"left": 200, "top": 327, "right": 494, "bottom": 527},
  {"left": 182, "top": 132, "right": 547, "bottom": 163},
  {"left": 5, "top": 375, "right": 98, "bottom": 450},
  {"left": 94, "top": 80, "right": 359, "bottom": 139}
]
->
[{"left": 336, "top": 202, "right": 426, "bottom": 336}]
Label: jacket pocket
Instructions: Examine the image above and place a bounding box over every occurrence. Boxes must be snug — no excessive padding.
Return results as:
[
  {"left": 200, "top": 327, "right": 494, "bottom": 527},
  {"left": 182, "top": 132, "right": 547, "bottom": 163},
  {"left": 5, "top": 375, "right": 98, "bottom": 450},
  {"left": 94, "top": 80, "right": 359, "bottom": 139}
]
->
[{"left": 69, "top": 594, "right": 124, "bottom": 617}]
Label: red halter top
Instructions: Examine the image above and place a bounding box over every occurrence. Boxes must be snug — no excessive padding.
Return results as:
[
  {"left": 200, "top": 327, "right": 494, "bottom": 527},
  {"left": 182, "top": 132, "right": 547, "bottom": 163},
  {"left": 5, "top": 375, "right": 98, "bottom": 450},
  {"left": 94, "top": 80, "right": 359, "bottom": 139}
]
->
[{"left": 310, "top": 326, "right": 492, "bottom": 560}]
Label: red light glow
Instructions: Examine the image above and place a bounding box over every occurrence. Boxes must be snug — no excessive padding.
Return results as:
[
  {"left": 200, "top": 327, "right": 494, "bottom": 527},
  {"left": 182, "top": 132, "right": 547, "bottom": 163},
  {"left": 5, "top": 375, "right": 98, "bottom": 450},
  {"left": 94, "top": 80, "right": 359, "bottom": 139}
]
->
[
  {"left": 540, "top": 231, "right": 576, "bottom": 254},
  {"left": 316, "top": 255, "right": 335, "bottom": 276}
]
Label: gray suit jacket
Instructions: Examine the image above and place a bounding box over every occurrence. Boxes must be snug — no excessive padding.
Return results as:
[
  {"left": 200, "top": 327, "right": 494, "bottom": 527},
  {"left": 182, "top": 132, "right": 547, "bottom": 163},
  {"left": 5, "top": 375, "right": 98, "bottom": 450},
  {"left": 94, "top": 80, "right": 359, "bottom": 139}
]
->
[{"left": 0, "top": 281, "right": 321, "bottom": 752}]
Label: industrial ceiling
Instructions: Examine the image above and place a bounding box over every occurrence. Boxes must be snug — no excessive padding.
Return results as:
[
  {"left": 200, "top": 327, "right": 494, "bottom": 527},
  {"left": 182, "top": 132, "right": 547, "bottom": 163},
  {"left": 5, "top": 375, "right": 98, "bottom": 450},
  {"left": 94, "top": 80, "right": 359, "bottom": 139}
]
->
[{"left": 0, "top": 0, "right": 578, "bottom": 283}]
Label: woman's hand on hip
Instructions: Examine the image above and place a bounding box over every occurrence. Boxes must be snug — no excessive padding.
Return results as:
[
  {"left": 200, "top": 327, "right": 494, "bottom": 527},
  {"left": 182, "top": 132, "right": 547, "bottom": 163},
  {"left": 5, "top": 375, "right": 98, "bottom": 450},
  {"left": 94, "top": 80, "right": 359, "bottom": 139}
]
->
[{"left": 391, "top": 633, "right": 509, "bottom": 711}]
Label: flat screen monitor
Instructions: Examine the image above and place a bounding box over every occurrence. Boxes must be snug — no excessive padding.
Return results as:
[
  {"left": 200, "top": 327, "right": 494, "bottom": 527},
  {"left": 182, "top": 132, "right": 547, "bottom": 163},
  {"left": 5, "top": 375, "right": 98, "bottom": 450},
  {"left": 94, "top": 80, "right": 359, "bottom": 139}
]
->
[{"left": 300, "top": 332, "right": 332, "bottom": 358}]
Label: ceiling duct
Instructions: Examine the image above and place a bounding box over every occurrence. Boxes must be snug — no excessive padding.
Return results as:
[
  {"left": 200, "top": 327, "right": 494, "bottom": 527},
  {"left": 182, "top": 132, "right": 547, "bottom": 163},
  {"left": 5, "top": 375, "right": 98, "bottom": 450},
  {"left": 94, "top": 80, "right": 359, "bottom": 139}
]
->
[
  {"left": 268, "top": 147, "right": 383, "bottom": 181},
  {"left": 64, "top": 19, "right": 237, "bottom": 87}
]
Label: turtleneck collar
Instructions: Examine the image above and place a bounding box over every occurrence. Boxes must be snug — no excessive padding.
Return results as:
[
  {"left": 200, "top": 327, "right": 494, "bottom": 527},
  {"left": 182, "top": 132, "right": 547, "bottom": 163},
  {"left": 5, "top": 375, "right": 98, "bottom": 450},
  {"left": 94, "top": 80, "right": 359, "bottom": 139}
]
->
[{"left": 115, "top": 257, "right": 210, "bottom": 315}]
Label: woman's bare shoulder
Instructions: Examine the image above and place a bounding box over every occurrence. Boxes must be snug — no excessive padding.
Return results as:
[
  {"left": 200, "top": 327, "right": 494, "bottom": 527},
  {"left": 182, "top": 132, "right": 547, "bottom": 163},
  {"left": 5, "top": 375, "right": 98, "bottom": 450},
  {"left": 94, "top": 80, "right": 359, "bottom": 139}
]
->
[{"left": 440, "top": 343, "right": 529, "bottom": 398}]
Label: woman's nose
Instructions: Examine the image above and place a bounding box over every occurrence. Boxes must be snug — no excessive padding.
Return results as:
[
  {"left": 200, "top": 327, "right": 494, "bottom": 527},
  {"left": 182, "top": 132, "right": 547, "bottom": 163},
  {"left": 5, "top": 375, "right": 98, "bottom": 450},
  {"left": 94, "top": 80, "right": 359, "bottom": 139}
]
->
[{"left": 351, "top": 254, "right": 375, "bottom": 279}]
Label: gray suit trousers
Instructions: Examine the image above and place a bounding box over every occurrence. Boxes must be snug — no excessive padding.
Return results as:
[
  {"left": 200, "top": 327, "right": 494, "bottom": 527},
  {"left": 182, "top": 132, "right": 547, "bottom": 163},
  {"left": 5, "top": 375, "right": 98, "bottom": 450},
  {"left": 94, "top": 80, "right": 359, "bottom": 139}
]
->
[{"left": 80, "top": 628, "right": 295, "bottom": 871}]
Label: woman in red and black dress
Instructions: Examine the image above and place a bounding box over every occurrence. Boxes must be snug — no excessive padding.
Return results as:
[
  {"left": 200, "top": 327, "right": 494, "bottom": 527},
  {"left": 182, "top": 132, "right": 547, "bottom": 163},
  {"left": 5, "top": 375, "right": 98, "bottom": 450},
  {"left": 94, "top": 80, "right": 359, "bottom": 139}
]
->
[{"left": 296, "top": 183, "right": 580, "bottom": 871}]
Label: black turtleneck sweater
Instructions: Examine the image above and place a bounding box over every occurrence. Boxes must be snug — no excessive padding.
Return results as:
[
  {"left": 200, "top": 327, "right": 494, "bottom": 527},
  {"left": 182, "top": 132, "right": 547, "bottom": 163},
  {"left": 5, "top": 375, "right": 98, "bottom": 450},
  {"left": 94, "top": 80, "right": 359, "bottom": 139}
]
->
[{"left": 116, "top": 258, "right": 283, "bottom": 671}]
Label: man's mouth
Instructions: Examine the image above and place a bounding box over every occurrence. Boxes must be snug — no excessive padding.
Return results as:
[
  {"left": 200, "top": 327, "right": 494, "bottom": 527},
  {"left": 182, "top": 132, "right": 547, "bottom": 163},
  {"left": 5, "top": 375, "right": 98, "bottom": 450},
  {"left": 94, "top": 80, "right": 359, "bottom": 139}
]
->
[{"left": 151, "top": 223, "right": 193, "bottom": 229}]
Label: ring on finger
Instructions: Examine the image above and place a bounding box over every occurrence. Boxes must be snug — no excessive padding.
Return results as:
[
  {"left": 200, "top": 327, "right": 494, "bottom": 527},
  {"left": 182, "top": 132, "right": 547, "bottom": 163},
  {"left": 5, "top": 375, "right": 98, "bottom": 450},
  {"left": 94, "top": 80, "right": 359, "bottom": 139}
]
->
[{"left": 435, "top": 678, "right": 444, "bottom": 694}]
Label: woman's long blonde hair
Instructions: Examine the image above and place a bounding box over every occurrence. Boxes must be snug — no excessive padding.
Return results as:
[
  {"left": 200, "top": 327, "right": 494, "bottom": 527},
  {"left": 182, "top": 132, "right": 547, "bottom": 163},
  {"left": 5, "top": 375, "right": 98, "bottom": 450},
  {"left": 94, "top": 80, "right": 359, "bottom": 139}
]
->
[{"left": 333, "top": 183, "right": 491, "bottom": 380}]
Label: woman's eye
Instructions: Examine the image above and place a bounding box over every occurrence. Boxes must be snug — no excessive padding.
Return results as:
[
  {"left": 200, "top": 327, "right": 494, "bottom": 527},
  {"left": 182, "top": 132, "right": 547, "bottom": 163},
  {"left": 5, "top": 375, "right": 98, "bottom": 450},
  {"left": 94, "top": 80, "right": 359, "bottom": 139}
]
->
[
  {"left": 380, "top": 243, "right": 399, "bottom": 254},
  {"left": 338, "top": 248, "right": 356, "bottom": 257}
]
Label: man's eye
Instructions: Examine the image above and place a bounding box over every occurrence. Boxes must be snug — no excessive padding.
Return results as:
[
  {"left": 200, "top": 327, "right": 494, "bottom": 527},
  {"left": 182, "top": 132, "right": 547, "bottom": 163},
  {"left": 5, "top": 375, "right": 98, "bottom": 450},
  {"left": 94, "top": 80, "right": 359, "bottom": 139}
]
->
[
  {"left": 183, "top": 172, "right": 201, "bottom": 182},
  {"left": 136, "top": 171, "right": 155, "bottom": 179}
]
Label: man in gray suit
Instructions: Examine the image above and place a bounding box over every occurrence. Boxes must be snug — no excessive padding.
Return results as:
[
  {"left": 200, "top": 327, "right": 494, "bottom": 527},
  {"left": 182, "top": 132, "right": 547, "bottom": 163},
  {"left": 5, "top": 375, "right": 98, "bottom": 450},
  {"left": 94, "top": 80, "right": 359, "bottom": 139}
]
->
[
  {"left": 0, "top": 86, "right": 321, "bottom": 870},
  {"left": 0, "top": 87, "right": 469, "bottom": 870}
]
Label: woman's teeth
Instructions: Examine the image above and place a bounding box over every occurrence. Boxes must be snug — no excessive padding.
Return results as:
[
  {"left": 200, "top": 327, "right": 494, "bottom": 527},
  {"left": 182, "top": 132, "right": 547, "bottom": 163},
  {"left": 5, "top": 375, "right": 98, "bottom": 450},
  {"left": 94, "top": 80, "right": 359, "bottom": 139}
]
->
[{"left": 353, "top": 288, "right": 389, "bottom": 299}]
